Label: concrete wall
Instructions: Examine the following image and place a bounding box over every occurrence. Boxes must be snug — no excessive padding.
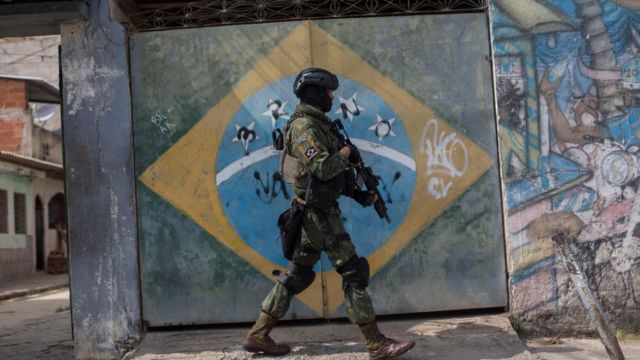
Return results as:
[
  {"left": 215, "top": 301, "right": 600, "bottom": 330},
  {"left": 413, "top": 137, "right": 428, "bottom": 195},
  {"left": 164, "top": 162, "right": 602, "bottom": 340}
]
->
[
  {"left": 32, "top": 125, "right": 63, "bottom": 164},
  {"left": 0, "top": 36, "right": 62, "bottom": 133},
  {"left": 0, "top": 36, "right": 61, "bottom": 85},
  {"left": 0, "top": 170, "right": 35, "bottom": 282},
  {"left": 490, "top": 0, "right": 640, "bottom": 335},
  {"left": 0, "top": 237, "right": 34, "bottom": 282},
  {"left": 59, "top": 0, "right": 141, "bottom": 357}
]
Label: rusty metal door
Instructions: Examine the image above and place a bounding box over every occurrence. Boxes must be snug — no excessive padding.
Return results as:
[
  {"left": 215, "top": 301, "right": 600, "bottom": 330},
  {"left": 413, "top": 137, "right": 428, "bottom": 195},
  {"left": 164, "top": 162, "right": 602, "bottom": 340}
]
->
[{"left": 131, "top": 14, "right": 507, "bottom": 326}]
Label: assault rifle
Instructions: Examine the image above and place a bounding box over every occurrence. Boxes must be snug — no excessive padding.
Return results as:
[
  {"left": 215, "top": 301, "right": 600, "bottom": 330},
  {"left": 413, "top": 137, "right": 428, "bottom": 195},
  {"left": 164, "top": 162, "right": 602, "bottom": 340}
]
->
[{"left": 332, "top": 119, "right": 391, "bottom": 223}]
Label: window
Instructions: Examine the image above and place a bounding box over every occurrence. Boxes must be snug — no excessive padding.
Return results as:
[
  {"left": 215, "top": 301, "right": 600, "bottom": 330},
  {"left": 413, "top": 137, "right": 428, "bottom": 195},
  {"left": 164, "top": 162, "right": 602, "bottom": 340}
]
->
[
  {"left": 0, "top": 190, "right": 7, "bottom": 233},
  {"left": 14, "top": 192, "right": 26, "bottom": 234},
  {"left": 42, "top": 142, "right": 50, "bottom": 159}
]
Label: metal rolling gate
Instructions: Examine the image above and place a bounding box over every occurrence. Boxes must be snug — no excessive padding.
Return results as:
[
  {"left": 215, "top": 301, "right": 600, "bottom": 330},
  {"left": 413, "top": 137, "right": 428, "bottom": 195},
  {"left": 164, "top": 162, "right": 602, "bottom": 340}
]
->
[{"left": 131, "top": 13, "right": 507, "bottom": 326}]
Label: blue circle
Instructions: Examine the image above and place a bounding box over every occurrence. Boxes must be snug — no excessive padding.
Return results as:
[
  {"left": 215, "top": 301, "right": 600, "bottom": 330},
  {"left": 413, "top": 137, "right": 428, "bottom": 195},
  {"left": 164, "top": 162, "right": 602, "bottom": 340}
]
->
[{"left": 216, "top": 76, "right": 416, "bottom": 270}]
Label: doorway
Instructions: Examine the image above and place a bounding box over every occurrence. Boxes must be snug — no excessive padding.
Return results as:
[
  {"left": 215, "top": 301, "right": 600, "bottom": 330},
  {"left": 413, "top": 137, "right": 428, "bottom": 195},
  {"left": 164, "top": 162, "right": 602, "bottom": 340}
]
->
[{"left": 35, "top": 196, "right": 44, "bottom": 271}]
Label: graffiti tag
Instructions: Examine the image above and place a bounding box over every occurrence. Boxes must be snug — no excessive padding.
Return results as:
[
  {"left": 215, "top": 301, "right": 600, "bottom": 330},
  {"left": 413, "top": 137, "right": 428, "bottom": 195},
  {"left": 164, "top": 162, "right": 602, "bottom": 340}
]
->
[
  {"left": 150, "top": 108, "right": 176, "bottom": 135},
  {"left": 428, "top": 177, "right": 453, "bottom": 200},
  {"left": 421, "top": 118, "right": 468, "bottom": 199},
  {"left": 378, "top": 171, "right": 402, "bottom": 203},
  {"left": 253, "top": 171, "right": 290, "bottom": 204}
]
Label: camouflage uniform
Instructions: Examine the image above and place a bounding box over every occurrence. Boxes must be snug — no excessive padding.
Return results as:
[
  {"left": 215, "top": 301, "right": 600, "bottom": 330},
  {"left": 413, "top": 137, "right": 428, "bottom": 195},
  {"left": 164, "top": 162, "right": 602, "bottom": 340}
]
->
[
  {"left": 245, "top": 69, "right": 414, "bottom": 358},
  {"left": 260, "top": 103, "right": 375, "bottom": 325}
]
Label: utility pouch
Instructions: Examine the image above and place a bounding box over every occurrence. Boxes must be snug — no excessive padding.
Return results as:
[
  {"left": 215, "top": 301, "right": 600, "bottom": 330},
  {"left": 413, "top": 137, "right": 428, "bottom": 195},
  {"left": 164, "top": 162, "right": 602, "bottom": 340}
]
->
[
  {"left": 305, "top": 173, "right": 344, "bottom": 209},
  {"left": 277, "top": 201, "right": 305, "bottom": 261},
  {"left": 281, "top": 154, "right": 304, "bottom": 184}
]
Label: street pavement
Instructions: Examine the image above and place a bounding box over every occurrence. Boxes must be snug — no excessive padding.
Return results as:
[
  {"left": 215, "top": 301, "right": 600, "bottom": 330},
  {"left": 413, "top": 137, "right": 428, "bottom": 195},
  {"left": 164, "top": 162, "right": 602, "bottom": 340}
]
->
[
  {"left": 0, "top": 289, "right": 73, "bottom": 360},
  {"left": 2, "top": 287, "right": 639, "bottom": 360}
]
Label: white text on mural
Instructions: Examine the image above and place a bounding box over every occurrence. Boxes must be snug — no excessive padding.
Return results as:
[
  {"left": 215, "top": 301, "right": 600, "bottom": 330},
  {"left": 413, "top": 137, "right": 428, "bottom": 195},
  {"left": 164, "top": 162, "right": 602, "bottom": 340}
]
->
[
  {"left": 151, "top": 108, "right": 176, "bottom": 135},
  {"left": 421, "top": 118, "right": 468, "bottom": 199}
]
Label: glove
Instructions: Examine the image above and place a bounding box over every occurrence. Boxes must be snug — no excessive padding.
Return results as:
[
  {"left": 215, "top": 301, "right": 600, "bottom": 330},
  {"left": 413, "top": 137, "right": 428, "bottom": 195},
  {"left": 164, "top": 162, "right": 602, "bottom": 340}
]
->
[
  {"left": 353, "top": 189, "right": 377, "bottom": 207},
  {"left": 348, "top": 144, "right": 361, "bottom": 164}
]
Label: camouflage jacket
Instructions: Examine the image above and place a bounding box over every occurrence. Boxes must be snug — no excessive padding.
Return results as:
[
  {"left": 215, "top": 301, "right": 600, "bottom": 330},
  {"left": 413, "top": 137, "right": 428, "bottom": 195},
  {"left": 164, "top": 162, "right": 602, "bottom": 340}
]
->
[{"left": 281, "top": 103, "right": 349, "bottom": 200}]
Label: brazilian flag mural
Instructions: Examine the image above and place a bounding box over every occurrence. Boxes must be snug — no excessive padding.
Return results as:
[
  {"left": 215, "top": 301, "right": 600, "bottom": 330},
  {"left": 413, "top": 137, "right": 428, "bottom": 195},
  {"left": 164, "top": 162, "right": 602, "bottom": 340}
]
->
[{"left": 131, "top": 15, "right": 506, "bottom": 326}]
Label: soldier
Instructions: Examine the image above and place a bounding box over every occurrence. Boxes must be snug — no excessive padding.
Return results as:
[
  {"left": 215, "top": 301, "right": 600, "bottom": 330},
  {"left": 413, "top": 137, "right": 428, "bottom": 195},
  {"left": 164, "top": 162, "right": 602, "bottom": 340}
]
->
[{"left": 242, "top": 68, "right": 415, "bottom": 359}]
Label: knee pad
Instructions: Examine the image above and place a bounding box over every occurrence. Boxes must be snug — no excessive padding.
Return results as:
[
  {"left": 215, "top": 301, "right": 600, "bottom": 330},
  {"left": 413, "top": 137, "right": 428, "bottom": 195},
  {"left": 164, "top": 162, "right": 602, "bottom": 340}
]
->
[
  {"left": 337, "top": 255, "right": 369, "bottom": 290},
  {"left": 277, "top": 262, "right": 316, "bottom": 294}
]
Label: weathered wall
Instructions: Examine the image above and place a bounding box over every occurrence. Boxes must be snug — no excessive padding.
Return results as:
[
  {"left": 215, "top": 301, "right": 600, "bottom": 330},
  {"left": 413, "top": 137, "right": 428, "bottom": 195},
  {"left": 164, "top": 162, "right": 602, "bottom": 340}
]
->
[
  {"left": 32, "top": 126, "right": 63, "bottom": 164},
  {"left": 60, "top": 0, "right": 141, "bottom": 358},
  {"left": 131, "top": 14, "right": 505, "bottom": 326},
  {"left": 0, "top": 36, "right": 61, "bottom": 84},
  {"left": 0, "top": 36, "right": 62, "bottom": 133},
  {"left": 0, "top": 236, "right": 34, "bottom": 282},
  {"left": 490, "top": 0, "right": 640, "bottom": 335}
]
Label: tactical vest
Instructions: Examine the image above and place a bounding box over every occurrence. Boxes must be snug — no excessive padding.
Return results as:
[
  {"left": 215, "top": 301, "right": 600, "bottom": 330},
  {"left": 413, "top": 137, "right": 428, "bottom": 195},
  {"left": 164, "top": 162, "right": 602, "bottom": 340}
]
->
[{"left": 279, "top": 110, "right": 339, "bottom": 191}]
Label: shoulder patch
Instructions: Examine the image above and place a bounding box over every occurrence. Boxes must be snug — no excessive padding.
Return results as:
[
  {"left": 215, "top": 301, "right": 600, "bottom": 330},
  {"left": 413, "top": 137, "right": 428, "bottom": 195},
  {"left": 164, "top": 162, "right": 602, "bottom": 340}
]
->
[
  {"left": 305, "top": 147, "right": 318, "bottom": 160},
  {"left": 295, "top": 132, "right": 320, "bottom": 161}
]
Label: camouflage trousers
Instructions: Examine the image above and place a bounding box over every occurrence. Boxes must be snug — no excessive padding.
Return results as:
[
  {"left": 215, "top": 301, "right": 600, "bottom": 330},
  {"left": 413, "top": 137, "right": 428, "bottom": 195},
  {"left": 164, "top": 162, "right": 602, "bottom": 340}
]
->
[{"left": 261, "top": 206, "right": 375, "bottom": 325}]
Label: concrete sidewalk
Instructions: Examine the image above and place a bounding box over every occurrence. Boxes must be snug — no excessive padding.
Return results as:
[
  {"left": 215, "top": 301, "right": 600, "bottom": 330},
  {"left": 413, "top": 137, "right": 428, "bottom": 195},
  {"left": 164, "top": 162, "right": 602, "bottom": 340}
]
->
[
  {"left": 126, "top": 314, "right": 640, "bottom": 360},
  {"left": 527, "top": 337, "right": 640, "bottom": 360},
  {"left": 127, "top": 314, "right": 537, "bottom": 360},
  {"left": 0, "top": 272, "right": 68, "bottom": 301},
  {"left": 2, "top": 293, "right": 639, "bottom": 360}
]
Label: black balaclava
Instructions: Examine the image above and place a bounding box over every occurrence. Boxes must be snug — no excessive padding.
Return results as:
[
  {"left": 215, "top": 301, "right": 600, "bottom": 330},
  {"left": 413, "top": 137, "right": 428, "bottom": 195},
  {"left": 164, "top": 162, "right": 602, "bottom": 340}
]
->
[{"left": 299, "top": 84, "right": 333, "bottom": 113}]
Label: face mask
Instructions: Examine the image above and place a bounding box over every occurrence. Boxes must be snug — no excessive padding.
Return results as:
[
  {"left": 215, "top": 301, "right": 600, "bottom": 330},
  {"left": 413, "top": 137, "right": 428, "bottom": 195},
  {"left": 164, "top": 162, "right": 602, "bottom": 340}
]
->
[{"left": 299, "top": 85, "right": 333, "bottom": 113}]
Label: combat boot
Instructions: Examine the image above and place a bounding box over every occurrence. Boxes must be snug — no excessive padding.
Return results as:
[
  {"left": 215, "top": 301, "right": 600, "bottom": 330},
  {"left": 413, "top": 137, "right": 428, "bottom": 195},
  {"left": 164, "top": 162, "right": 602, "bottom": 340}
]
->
[
  {"left": 359, "top": 320, "right": 415, "bottom": 359},
  {"left": 242, "top": 311, "right": 291, "bottom": 356}
]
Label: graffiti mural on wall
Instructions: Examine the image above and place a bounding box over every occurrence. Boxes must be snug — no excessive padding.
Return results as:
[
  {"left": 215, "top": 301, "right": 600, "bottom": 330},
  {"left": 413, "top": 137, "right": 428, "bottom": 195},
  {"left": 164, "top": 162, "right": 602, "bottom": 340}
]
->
[
  {"left": 492, "top": 0, "right": 640, "bottom": 329},
  {"left": 137, "top": 21, "right": 497, "bottom": 318},
  {"left": 216, "top": 75, "right": 417, "bottom": 268}
]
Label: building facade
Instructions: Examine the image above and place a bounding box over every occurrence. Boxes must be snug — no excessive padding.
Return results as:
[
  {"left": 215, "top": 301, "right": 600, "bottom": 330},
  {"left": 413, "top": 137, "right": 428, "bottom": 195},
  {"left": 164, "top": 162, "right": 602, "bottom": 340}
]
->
[{"left": 0, "top": 75, "right": 65, "bottom": 282}]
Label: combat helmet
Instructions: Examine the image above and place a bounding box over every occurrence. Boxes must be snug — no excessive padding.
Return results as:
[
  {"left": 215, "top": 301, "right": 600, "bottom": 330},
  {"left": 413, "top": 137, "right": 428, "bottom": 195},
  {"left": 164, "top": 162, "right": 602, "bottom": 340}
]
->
[{"left": 293, "top": 68, "right": 339, "bottom": 98}]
